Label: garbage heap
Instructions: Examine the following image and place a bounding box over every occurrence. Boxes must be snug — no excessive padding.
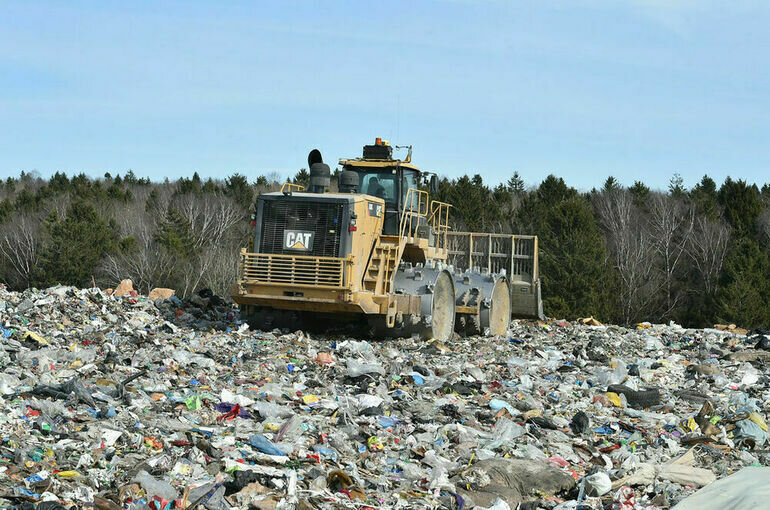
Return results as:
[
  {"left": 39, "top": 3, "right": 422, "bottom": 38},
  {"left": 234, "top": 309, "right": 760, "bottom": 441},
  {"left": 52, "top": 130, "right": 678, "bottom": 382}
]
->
[{"left": 0, "top": 284, "right": 769, "bottom": 510}]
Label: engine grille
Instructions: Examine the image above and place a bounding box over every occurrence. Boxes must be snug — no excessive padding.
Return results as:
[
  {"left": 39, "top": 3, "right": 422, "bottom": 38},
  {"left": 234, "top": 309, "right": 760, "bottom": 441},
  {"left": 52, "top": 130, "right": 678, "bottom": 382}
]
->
[
  {"left": 259, "top": 199, "right": 345, "bottom": 257},
  {"left": 240, "top": 252, "right": 347, "bottom": 288}
]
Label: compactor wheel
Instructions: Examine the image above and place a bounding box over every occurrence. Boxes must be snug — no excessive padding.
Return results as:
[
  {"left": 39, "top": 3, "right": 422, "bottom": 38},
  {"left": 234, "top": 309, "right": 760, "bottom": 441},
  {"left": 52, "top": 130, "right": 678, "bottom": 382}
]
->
[
  {"left": 429, "top": 270, "right": 456, "bottom": 342},
  {"left": 483, "top": 278, "right": 511, "bottom": 336}
]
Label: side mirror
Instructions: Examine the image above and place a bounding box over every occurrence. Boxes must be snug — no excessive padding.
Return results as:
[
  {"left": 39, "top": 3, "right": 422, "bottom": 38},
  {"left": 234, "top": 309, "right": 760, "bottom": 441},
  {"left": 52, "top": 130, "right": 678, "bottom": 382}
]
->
[{"left": 430, "top": 175, "right": 439, "bottom": 194}]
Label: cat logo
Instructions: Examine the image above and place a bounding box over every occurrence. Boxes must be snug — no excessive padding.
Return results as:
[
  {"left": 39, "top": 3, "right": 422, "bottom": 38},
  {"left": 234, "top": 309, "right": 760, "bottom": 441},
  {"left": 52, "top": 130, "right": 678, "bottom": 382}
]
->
[{"left": 283, "top": 230, "right": 314, "bottom": 251}]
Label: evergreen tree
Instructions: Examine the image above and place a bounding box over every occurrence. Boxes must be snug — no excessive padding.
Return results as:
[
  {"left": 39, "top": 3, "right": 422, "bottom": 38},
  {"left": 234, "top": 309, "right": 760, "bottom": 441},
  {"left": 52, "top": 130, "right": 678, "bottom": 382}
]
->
[
  {"left": 15, "top": 189, "right": 36, "bottom": 212},
  {"left": 202, "top": 178, "right": 220, "bottom": 194},
  {"left": 602, "top": 176, "right": 621, "bottom": 193},
  {"left": 717, "top": 238, "right": 770, "bottom": 328},
  {"left": 691, "top": 175, "right": 718, "bottom": 218},
  {"left": 506, "top": 172, "right": 525, "bottom": 194},
  {"left": 521, "top": 176, "right": 616, "bottom": 320},
  {"left": 34, "top": 202, "right": 117, "bottom": 287},
  {"left": 539, "top": 195, "right": 616, "bottom": 320},
  {"left": 669, "top": 173, "right": 686, "bottom": 198},
  {"left": 293, "top": 168, "right": 310, "bottom": 187},
  {"left": 444, "top": 174, "right": 501, "bottom": 232},
  {"left": 628, "top": 181, "right": 650, "bottom": 206},
  {"left": 0, "top": 199, "right": 13, "bottom": 223},
  {"left": 536, "top": 175, "right": 576, "bottom": 203},
  {"left": 718, "top": 177, "right": 762, "bottom": 236},
  {"left": 225, "top": 173, "right": 253, "bottom": 208},
  {"left": 48, "top": 172, "right": 69, "bottom": 193}
]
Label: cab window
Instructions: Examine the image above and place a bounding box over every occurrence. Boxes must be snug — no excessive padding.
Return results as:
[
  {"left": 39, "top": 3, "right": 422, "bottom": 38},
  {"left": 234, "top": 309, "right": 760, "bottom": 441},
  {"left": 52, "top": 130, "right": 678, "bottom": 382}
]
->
[
  {"left": 402, "top": 169, "right": 420, "bottom": 211},
  {"left": 357, "top": 171, "right": 397, "bottom": 204}
]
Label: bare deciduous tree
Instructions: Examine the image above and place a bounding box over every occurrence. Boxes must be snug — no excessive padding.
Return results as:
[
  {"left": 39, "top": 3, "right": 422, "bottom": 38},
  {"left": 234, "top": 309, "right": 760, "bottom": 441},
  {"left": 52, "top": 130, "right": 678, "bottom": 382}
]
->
[
  {"left": 199, "top": 238, "right": 241, "bottom": 296},
  {"left": 50, "top": 193, "right": 72, "bottom": 219},
  {"left": 0, "top": 213, "right": 42, "bottom": 288},
  {"left": 594, "top": 189, "right": 660, "bottom": 324},
  {"left": 648, "top": 193, "right": 694, "bottom": 319},
  {"left": 100, "top": 206, "right": 175, "bottom": 293},
  {"left": 686, "top": 215, "right": 730, "bottom": 296},
  {"left": 174, "top": 193, "right": 244, "bottom": 249}
]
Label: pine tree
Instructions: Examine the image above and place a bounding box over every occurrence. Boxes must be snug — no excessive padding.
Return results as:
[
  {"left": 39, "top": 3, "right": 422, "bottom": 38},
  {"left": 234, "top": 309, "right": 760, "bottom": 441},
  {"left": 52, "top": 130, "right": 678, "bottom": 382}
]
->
[
  {"left": 34, "top": 202, "right": 117, "bottom": 287},
  {"left": 716, "top": 237, "right": 770, "bottom": 328},
  {"left": 522, "top": 176, "right": 616, "bottom": 320},
  {"left": 691, "top": 175, "right": 718, "bottom": 218},
  {"left": 602, "top": 176, "right": 621, "bottom": 193},
  {"left": 628, "top": 181, "right": 650, "bottom": 205},
  {"left": 506, "top": 172, "right": 525, "bottom": 194},
  {"left": 718, "top": 177, "right": 762, "bottom": 236},
  {"left": 669, "top": 173, "right": 686, "bottom": 198},
  {"left": 539, "top": 195, "right": 616, "bottom": 320},
  {"left": 225, "top": 173, "right": 253, "bottom": 209},
  {"left": 293, "top": 168, "right": 310, "bottom": 187}
]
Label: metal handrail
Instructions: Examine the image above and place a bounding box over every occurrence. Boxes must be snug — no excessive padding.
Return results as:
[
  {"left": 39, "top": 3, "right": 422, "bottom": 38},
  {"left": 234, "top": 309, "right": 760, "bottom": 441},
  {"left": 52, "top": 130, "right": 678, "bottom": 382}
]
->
[
  {"left": 398, "top": 188, "right": 429, "bottom": 239},
  {"left": 280, "top": 182, "right": 306, "bottom": 193},
  {"left": 427, "top": 200, "right": 452, "bottom": 250},
  {"left": 398, "top": 188, "right": 453, "bottom": 251}
]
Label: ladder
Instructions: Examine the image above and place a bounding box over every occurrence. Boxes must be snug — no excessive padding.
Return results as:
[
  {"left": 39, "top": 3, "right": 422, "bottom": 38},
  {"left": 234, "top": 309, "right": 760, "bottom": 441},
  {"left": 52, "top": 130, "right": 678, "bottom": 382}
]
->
[{"left": 363, "top": 235, "right": 402, "bottom": 295}]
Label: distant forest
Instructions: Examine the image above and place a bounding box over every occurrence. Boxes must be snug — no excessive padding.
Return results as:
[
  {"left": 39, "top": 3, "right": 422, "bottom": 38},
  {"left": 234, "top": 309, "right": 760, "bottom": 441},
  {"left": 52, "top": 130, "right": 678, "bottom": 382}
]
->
[{"left": 1, "top": 169, "right": 769, "bottom": 329}]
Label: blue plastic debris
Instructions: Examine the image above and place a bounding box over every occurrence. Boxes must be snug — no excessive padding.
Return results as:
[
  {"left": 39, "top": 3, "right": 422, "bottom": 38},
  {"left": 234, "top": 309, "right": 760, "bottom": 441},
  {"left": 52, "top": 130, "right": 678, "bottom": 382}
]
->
[
  {"left": 489, "top": 399, "right": 516, "bottom": 415},
  {"left": 312, "top": 445, "right": 338, "bottom": 461},
  {"left": 248, "top": 434, "right": 285, "bottom": 456},
  {"left": 378, "top": 416, "right": 400, "bottom": 428}
]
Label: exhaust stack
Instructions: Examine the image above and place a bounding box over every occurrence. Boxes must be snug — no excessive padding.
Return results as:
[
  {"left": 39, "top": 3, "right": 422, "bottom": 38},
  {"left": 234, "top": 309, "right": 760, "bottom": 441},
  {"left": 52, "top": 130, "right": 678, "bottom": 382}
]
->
[{"left": 307, "top": 149, "right": 330, "bottom": 193}]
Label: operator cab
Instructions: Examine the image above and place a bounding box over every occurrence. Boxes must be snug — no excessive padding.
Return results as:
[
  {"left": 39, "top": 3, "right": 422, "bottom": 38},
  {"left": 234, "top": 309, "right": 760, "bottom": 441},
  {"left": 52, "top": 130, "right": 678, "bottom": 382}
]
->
[{"left": 339, "top": 138, "right": 436, "bottom": 235}]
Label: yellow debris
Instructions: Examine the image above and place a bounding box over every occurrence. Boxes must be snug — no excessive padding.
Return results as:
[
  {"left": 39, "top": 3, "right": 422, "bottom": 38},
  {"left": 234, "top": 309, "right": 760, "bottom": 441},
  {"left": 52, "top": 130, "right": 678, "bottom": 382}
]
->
[
  {"left": 55, "top": 470, "right": 81, "bottom": 478},
  {"left": 749, "top": 412, "right": 768, "bottom": 431},
  {"left": 302, "top": 394, "right": 320, "bottom": 406},
  {"left": 606, "top": 392, "right": 623, "bottom": 407},
  {"left": 680, "top": 417, "right": 698, "bottom": 433},
  {"left": 23, "top": 331, "right": 48, "bottom": 345}
]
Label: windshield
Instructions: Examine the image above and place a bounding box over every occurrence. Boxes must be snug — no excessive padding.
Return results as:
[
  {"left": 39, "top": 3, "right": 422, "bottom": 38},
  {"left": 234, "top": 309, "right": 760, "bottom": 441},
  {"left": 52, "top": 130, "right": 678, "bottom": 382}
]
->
[{"left": 352, "top": 169, "right": 399, "bottom": 204}]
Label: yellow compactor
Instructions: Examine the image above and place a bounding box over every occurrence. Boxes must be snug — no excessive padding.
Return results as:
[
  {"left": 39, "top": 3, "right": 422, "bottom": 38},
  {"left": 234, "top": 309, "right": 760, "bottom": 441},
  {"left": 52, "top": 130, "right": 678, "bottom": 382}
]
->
[{"left": 232, "top": 139, "right": 542, "bottom": 341}]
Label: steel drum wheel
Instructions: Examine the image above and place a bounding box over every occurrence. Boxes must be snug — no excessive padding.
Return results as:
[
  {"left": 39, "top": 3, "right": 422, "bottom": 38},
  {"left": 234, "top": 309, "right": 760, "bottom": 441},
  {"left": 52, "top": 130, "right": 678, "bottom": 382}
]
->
[
  {"left": 487, "top": 278, "right": 511, "bottom": 336},
  {"left": 430, "top": 270, "right": 456, "bottom": 341}
]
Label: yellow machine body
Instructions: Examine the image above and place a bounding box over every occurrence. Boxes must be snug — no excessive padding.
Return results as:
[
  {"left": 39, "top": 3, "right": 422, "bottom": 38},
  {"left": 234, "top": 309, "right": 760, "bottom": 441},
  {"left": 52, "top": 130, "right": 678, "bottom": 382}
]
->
[{"left": 232, "top": 141, "right": 542, "bottom": 339}]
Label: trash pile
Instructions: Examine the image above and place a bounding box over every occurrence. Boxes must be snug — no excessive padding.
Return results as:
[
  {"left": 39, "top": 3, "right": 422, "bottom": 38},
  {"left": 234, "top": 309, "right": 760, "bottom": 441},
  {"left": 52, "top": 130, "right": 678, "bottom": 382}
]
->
[{"left": 1, "top": 284, "right": 769, "bottom": 509}]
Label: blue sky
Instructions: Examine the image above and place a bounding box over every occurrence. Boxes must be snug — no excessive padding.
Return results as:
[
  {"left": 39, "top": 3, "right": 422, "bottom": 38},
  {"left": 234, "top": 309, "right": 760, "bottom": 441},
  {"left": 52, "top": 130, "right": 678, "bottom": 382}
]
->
[{"left": 1, "top": 1, "right": 768, "bottom": 190}]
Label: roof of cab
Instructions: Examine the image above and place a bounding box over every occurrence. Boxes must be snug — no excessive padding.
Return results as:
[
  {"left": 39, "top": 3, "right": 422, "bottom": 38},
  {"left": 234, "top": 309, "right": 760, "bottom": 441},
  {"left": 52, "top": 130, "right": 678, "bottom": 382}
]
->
[
  {"left": 261, "top": 191, "right": 385, "bottom": 202},
  {"left": 338, "top": 158, "right": 421, "bottom": 172}
]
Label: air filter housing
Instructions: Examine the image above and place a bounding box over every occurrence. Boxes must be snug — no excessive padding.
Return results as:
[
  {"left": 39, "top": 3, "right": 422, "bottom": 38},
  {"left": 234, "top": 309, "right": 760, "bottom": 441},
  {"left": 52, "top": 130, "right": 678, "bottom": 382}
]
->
[{"left": 363, "top": 144, "right": 392, "bottom": 160}]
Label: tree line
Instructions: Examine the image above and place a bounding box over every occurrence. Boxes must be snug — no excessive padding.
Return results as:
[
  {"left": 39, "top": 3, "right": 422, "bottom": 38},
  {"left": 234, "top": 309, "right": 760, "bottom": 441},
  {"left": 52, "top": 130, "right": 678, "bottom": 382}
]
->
[{"left": 0, "top": 169, "right": 768, "bottom": 329}]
